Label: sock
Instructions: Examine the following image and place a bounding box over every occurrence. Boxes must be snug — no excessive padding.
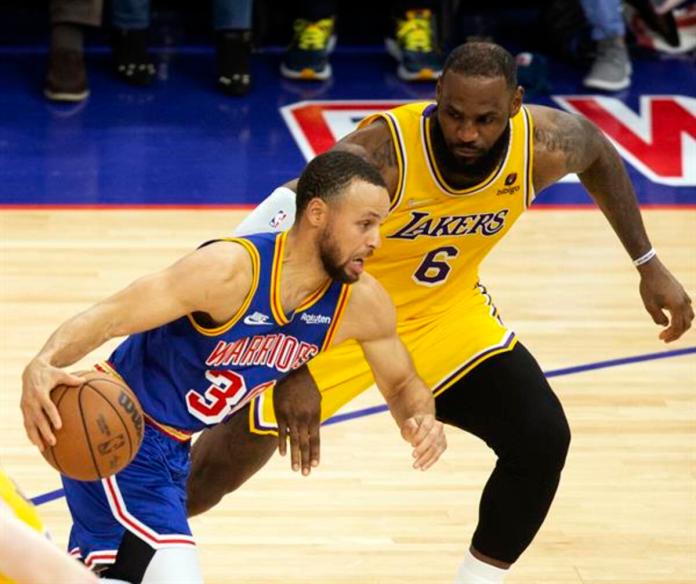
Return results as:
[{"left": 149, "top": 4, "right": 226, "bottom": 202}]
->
[
  {"left": 51, "top": 23, "right": 84, "bottom": 52},
  {"left": 454, "top": 549, "right": 508, "bottom": 584}
]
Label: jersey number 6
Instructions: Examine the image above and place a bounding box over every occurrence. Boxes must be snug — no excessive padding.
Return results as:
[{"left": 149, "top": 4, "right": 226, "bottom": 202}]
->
[{"left": 413, "top": 246, "right": 459, "bottom": 286}]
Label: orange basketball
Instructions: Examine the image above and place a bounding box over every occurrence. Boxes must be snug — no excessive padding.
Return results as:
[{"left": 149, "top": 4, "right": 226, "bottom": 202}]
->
[{"left": 42, "top": 371, "right": 144, "bottom": 481}]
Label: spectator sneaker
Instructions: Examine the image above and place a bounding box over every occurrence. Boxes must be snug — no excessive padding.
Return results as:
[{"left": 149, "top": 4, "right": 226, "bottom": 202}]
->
[
  {"left": 583, "top": 37, "right": 632, "bottom": 91},
  {"left": 44, "top": 48, "right": 89, "bottom": 102},
  {"left": 280, "top": 17, "right": 336, "bottom": 80},
  {"left": 385, "top": 9, "right": 443, "bottom": 81}
]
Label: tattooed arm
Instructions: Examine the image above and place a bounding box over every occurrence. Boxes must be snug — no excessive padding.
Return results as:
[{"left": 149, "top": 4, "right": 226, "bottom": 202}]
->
[
  {"left": 530, "top": 104, "right": 693, "bottom": 342},
  {"left": 280, "top": 120, "right": 400, "bottom": 196},
  {"left": 331, "top": 119, "right": 400, "bottom": 196}
]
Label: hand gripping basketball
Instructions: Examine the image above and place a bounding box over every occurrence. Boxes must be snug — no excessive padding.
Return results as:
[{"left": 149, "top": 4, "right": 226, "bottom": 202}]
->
[{"left": 22, "top": 363, "right": 144, "bottom": 481}]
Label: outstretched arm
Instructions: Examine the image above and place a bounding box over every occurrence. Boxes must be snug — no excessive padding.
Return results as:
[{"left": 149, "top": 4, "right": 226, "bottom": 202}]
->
[
  {"left": 21, "top": 242, "right": 253, "bottom": 450},
  {"left": 531, "top": 105, "right": 693, "bottom": 342},
  {"left": 335, "top": 276, "right": 446, "bottom": 471}
]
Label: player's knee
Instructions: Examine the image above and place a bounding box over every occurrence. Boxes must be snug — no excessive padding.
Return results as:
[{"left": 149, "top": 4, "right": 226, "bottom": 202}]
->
[
  {"left": 520, "top": 404, "right": 571, "bottom": 474},
  {"left": 187, "top": 449, "right": 239, "bottom": 516},
  {"left": 501, "top": 401, "right": 570, "bottom": 477}
]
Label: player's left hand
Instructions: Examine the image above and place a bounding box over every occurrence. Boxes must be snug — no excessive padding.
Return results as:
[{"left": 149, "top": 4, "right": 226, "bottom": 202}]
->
[
  {"left": 400, "top": 414, "right": 447, "bottom": 471},
  {"left": 638, "top": 258, "right": 694, "bottom": 342},
  {"left": 273, "top": 366, "right": 322, "bottom": 476}
]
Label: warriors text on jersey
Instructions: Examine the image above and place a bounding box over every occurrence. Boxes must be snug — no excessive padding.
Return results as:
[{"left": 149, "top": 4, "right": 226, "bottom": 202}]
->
[{"left": 107, "top": 232, "right": 351, "bottom": 434}]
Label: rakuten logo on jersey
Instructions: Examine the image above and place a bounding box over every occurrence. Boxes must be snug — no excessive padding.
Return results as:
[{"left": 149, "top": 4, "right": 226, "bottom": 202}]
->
[{"left": 300, "top": 312, "right": 331, "bottom": 325}]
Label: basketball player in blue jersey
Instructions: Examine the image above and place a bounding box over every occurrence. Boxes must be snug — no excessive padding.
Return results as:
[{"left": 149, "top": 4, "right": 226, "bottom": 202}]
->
[
  {"left": 186, "top": 43, "right": 694, "bottom": 583},
  {"left": 19, "top": 151, "right": 447, "bottom": 583}
]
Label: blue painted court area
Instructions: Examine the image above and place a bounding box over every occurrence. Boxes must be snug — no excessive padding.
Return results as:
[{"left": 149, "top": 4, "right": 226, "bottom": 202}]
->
[
  {"left": 29, "top": 346, "right": 696, "bottom": 506},
  {"left": 0, "top": 47, "right": 695, "bottom": 207}
]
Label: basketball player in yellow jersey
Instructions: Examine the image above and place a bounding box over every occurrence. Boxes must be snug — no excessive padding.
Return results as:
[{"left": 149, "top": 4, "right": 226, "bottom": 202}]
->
[
  {"left": 0, "top": 468, "right": 97, "bottom": 584},
  {"left": 187, "top": 42, "right": 694, "bottom": 582}
]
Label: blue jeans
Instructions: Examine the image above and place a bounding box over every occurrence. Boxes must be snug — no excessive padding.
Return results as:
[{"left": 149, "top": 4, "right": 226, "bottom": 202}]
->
[
  {"left": 579, "top": 0, "right": 626, "bottom": 41},
  {"left": 112, "top": 0, "right": 253, "bottom": 30}
]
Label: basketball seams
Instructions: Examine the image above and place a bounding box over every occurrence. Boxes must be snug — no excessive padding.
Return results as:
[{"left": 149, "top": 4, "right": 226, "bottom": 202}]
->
[
  {"left": 86, "top": 381, "right": 134, "bottom": 463},
  {"left": 46, "top": 385, "right": 70, "bottom": 476},
  {"left": 78, "top": 382, "right": 103, "bottom": 479}
]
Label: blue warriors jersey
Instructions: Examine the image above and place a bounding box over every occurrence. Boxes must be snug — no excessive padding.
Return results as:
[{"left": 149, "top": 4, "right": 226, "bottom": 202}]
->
[{"left": 107, "top": 232, "right": 351, "bottom": 433}]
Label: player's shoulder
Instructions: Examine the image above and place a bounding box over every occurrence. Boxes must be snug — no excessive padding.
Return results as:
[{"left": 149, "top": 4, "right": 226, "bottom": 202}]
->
[
  {"left": 343, "top": 273, "right": 397, "bottom": 339},
  {"left": 196, "top": 238, "right": 254, "bottom": 265},
  {"left": 185, "top": 239, "right": 255, "bottom": 288},
  {"left": 527, "top": 104, "right": 596, "bottom": 138}
]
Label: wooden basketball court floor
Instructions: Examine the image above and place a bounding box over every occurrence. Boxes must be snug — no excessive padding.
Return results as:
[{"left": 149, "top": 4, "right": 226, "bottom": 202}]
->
[{"left": 1, "top": 208, "right": 694, "bottom": 583}]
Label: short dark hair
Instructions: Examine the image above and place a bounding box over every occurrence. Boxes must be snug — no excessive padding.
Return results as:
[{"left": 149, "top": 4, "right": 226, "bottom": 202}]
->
[
  {"left": 442, "top": 42, "right": 517, "bottom": 89},
  {"left": 296, "top": 150, "right": 386, "bottom": 215}
]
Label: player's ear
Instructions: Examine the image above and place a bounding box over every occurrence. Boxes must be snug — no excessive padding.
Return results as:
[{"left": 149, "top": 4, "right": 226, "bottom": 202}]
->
[
  {"left": 305, "top": 197, "right": 328, "bottom": 228},
  {"left": 510, "top": 85, "right": 524, "bottom": 118}
]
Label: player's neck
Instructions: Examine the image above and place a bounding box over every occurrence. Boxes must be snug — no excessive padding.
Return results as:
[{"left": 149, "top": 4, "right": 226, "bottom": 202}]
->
[
  {"left": 429, "top": 114, "right": 510, "bottom": 189},
  {"left": 279, "top": 229, "right": 331, "bottom": 314}
]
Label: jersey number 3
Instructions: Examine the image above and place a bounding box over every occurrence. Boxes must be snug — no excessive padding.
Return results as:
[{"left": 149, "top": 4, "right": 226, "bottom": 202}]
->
[
  {"left": 186, "top": 370, "right": 247, "bottom": 424},
  {"left": 413, "top": 246, "right": 459, "bottom": 286}
]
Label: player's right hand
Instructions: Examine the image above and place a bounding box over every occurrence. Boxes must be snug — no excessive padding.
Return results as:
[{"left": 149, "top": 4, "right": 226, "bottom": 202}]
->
[
  {"left": 273, "top": 365, "right": 322, "bottom": 476},
  {"left": 400, "top": 414, "right": 447, "bottom": 471},
  {"left": 20, "top": 358, "right": 83, "bottom": 451}
]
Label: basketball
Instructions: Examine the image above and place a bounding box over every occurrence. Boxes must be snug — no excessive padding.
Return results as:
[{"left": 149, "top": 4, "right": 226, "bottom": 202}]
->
[{"left": 41, "top": 371, "right": 144, "bottom": 481}]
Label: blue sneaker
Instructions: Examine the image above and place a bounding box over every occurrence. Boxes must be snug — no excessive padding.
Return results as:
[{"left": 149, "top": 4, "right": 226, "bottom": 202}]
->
[
  {"left": 385, "top": 9, "right": 443, "bottom": 81},
  {"left": 281, "top": 17, "right": 337, "bottom": 81}
]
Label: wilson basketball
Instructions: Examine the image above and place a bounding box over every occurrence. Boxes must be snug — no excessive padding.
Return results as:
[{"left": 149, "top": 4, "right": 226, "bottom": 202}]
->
[{"left": 42, "top": 371, "right": 144, "bottom": 481}]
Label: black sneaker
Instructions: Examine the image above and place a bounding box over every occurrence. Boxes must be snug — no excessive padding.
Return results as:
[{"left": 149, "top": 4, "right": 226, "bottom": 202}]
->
[
  {"left": 216, "top": 30, "right": 252, "bottom": 96},
  {"left": 44, "top": 48, "right": 89, "bottom": 102},
  {"left": 113, "top": 29, "right": 156, "bottom": 86}
]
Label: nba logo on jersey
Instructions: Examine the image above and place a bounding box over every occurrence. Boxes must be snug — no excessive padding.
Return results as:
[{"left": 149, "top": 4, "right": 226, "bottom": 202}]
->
[{"left": 269, "top": 209, "right": 288, "bottom": 230}]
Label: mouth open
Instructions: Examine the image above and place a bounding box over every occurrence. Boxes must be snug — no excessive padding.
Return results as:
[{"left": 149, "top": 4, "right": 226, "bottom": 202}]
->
[{"left": 348, "top": 258, "right": 365, "bottom": 275}]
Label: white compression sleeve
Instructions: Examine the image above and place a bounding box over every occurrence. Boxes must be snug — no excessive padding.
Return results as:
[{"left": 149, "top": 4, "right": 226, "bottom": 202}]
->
[
  {"left": 140, "top": 547, "right": 203, "bottom": 584},
  {"left": 233, "top": 186, "right": 297, "bottom": 236}
]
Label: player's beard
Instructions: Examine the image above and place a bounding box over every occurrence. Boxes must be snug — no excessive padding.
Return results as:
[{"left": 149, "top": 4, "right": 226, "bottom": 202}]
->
[
  {"left": 430, "top": 113, "right": 511, "bottom": 181},
  {"left": 319, "top": 231, "right": 355, "bottom": 284}
]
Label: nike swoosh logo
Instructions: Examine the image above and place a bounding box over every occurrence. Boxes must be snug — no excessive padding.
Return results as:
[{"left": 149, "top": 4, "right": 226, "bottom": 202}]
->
[
  {"left": 243, "top": 316, "right": 273, "bottom": 326},
  {"left": 407, "top": 198, "right": 438, "bottom": 208}
]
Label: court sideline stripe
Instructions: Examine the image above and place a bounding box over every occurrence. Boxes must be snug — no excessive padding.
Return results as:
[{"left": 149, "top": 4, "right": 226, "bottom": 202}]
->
[{"left": 29, "top": 345, "right": 695, "bottom": 506}]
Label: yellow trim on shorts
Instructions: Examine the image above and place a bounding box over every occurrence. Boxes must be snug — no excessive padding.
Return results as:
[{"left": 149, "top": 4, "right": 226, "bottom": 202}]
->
[
  {"left": 187, "top": 238, "right": 260, "bottom": 336},
  {"left": 143, "top": 413, "right": 192, "bottom": 442},
  {"left": 248, "top": 395, "right": 278, "bottom": 437},
  {"left": 432, "top": 336, "right": 518, "bottom": 398}
]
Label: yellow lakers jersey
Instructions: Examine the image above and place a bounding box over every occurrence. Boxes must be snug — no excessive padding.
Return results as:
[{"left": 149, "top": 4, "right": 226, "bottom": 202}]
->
[
  {"left": 359, "top": 101, "right": 534, "bottom": 321},
  {"left": 0, "top": 468, "right": 46, "bottom": 584}
]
